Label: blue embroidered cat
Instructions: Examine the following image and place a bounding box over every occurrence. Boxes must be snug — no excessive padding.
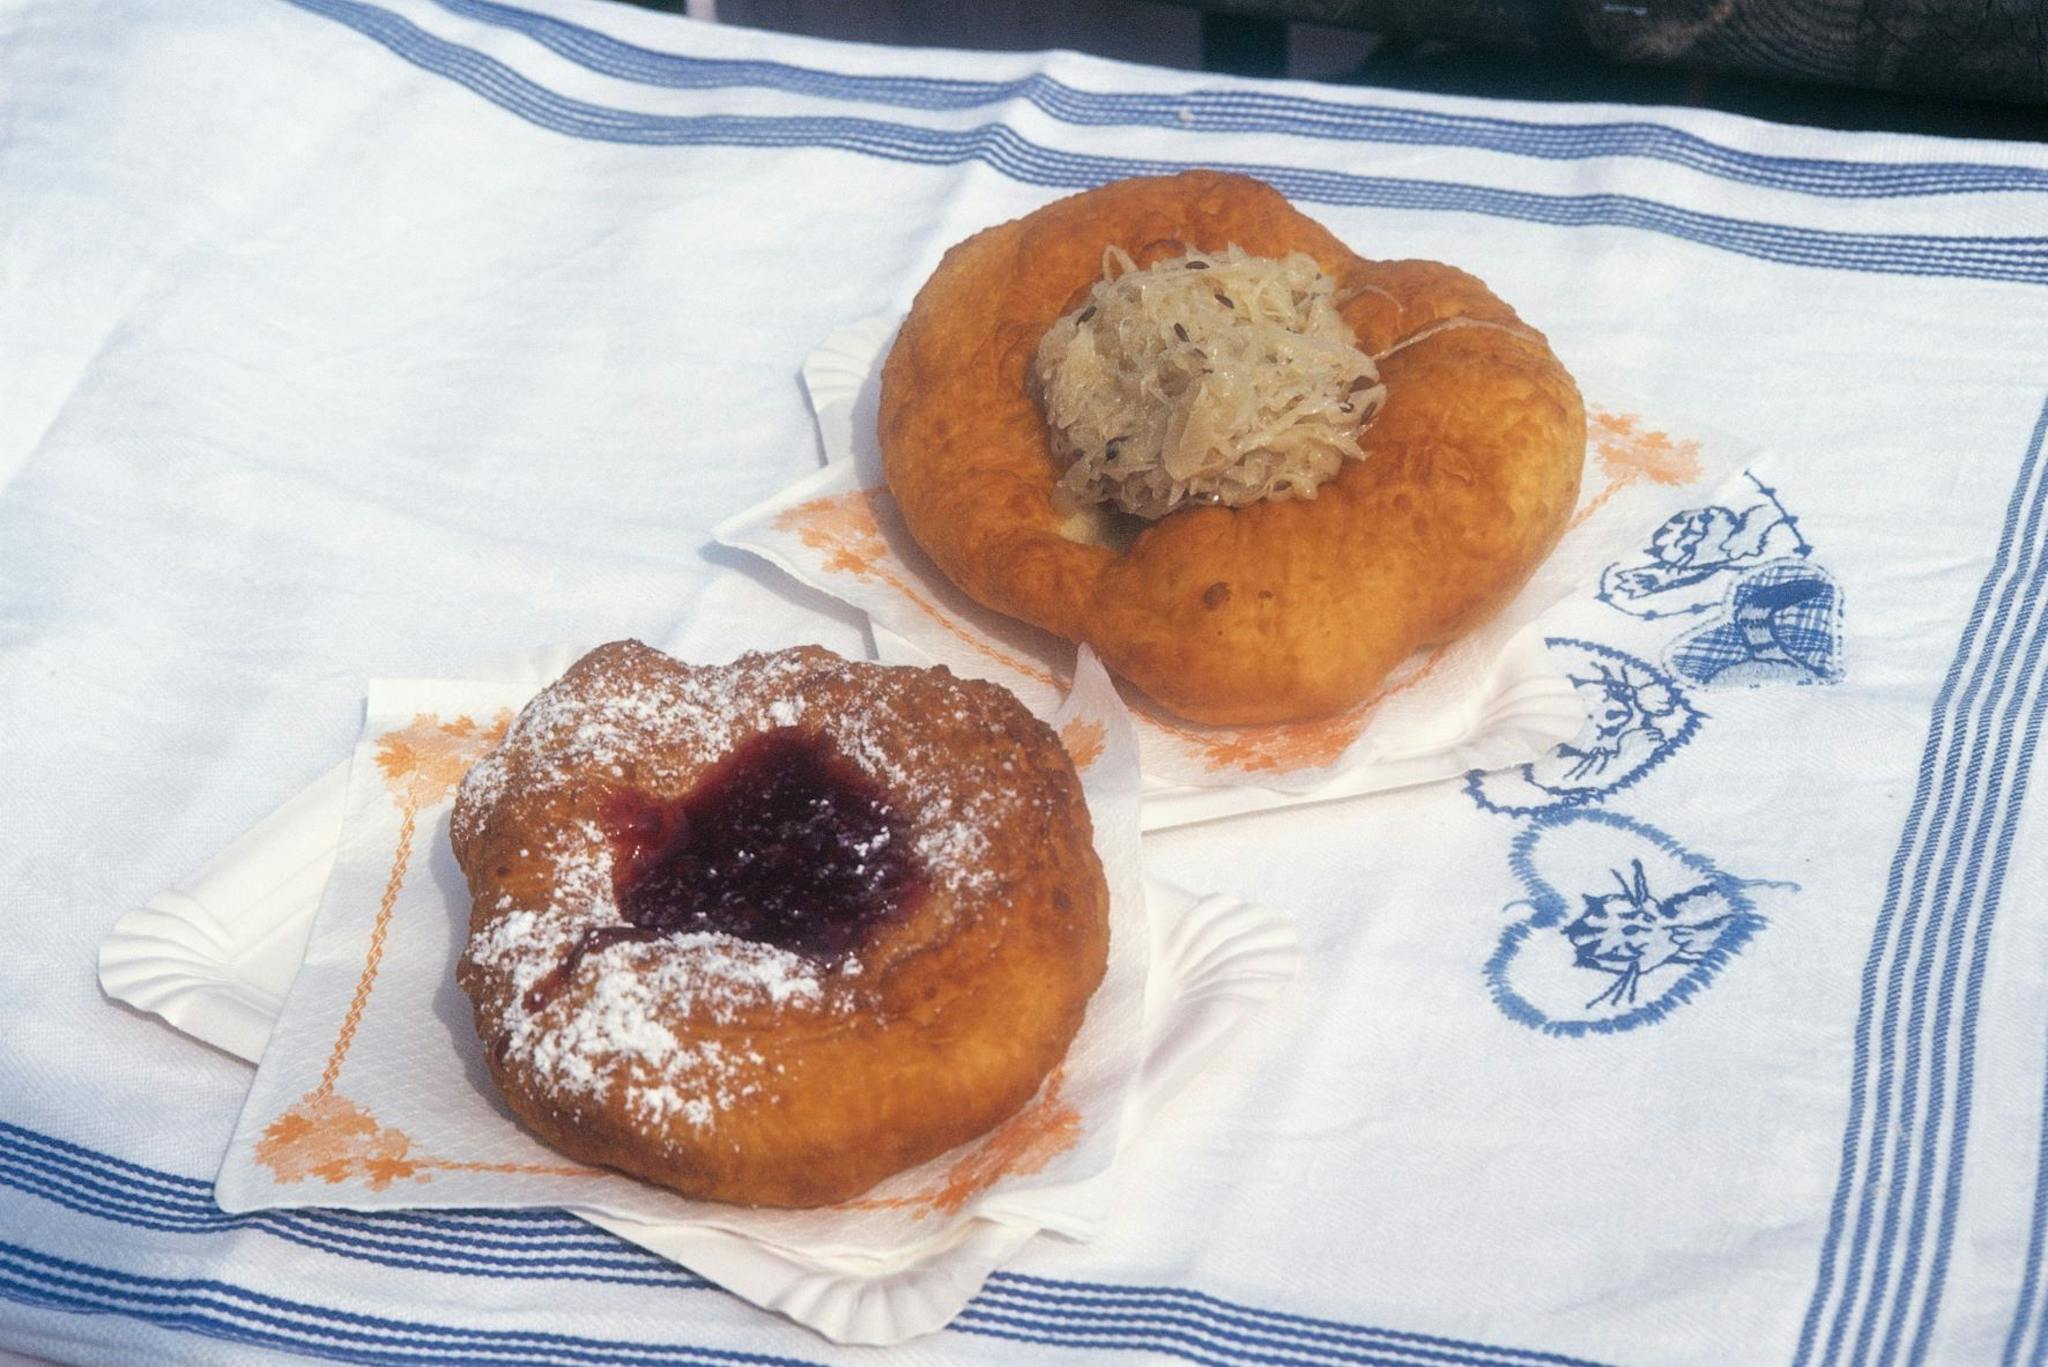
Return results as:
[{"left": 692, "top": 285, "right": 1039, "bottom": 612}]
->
[
  {"left": 1563, "top": 859, "right": 1737, "bottom": 1010},
  {"left": 1486, "top": 810, "right": 1789, "bottom": 1036},
  {"left": 1599, "top": 473, "right": 1809, "bottom": 620},
  {"left": 1466, "top": 640, "right": 1703, "bottom": 816}
]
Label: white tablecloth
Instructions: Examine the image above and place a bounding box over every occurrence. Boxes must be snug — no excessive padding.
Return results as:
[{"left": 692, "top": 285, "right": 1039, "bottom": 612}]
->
[{"left": 5, "top": 0, "right": 2048, "bottom": 1362}]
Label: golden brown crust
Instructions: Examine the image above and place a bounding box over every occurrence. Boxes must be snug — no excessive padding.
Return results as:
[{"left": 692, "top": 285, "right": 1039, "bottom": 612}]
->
[
  {"left": 880, "top": 171, "right": 1585, "bottom": 725},
  {"left": 451, "top": 641, "right": 1109, "bottom": 1208}
]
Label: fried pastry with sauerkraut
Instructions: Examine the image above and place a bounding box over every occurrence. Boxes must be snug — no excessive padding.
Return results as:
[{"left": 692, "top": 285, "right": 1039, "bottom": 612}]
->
[{"left": 880, "top": 171, "right": 1585, "bottom": 725}]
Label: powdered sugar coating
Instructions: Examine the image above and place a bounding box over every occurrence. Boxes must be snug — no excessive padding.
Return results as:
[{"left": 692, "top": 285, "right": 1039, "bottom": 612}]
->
[{"left": 452, "top": 642, "right": 1073, "bottom": 1140}]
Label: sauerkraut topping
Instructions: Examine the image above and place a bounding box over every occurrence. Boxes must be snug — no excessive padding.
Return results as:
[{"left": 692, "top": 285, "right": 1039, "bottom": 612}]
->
[{"left": 1032, "top": 244, "right": 1384, "bottom": 521}]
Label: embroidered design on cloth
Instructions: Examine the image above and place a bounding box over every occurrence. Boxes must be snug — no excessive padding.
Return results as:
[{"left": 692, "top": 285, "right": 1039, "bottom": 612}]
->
[
  {"left": 1465, "top": 471, "right": 1818, "bottom": 1032},
  {"left": 1598, "top": 473, "right": 1810, "bottom": 620},
  {"left": 1465, "top": 639, "right": 1704, "bottom": 817},
  {"left": 1484, "top": 810, "right": 1788, "bottom": 1037},
  {"left": 1667, "top": 559, "right": 1846, "bottom": 689}
]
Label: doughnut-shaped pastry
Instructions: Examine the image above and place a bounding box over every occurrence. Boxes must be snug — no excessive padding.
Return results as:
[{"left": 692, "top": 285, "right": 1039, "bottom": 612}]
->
[
  {"left": 881, "top": 171, "right": 1586, "bottom": 725},
  {"left": 451, "top": 641, "right": 1108, "bottom": 1208}
]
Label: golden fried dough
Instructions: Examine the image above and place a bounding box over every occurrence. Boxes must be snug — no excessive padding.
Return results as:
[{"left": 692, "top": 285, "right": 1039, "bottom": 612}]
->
[
  {"left": 452, "top": 641, "right": 1108, "bottom": 1208},
  {"left": 880, "top": 171, "right": 1585, "bottom": 724}
]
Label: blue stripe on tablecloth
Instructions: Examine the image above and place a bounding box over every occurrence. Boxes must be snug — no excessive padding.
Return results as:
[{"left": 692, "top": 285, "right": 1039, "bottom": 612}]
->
[
  {"left": 962, "top": 1277, "right": 1611, "bottom": 1367},
  {"left": 2003, "top": 1025, "right": 2048, "bottom": 1367},
  {"left": 0, "top": 1122, "right": 1608, "bottom": 1367},
  {"left": 426, "top": 0, "right": 2048, "bottom": 202},
  {"left": 0, "top": 1240, "right": 814, "bottom": 1366},
  {"left": 278, "top": 0, "right": 2048, "bottom": 286},
  {"left": 1796, "top": 395, "right": 2048, "bottom": 1366},
  {"left": 0, "top": 1123, "right": 700, "bottom": 1283}
]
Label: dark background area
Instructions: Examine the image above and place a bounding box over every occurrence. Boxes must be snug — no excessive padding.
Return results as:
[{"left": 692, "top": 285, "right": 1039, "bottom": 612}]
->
[{"left": 634, "top": 0, "right": 2047, "bottom": 141}]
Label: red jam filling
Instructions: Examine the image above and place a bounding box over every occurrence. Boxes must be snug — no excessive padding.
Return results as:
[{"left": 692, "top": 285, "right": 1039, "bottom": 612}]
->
[{"left": 603, "top": 727, "right": 925, "bottom": 961}]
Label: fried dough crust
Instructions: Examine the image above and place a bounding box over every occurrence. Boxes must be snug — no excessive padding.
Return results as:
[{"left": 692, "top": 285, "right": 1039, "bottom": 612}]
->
[
  {"left": 881, "top": 171, "right": 1585, "bottom": 724},
  {"left": 452, "top": 641, "right": 1109, "bottom": 1208}
]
